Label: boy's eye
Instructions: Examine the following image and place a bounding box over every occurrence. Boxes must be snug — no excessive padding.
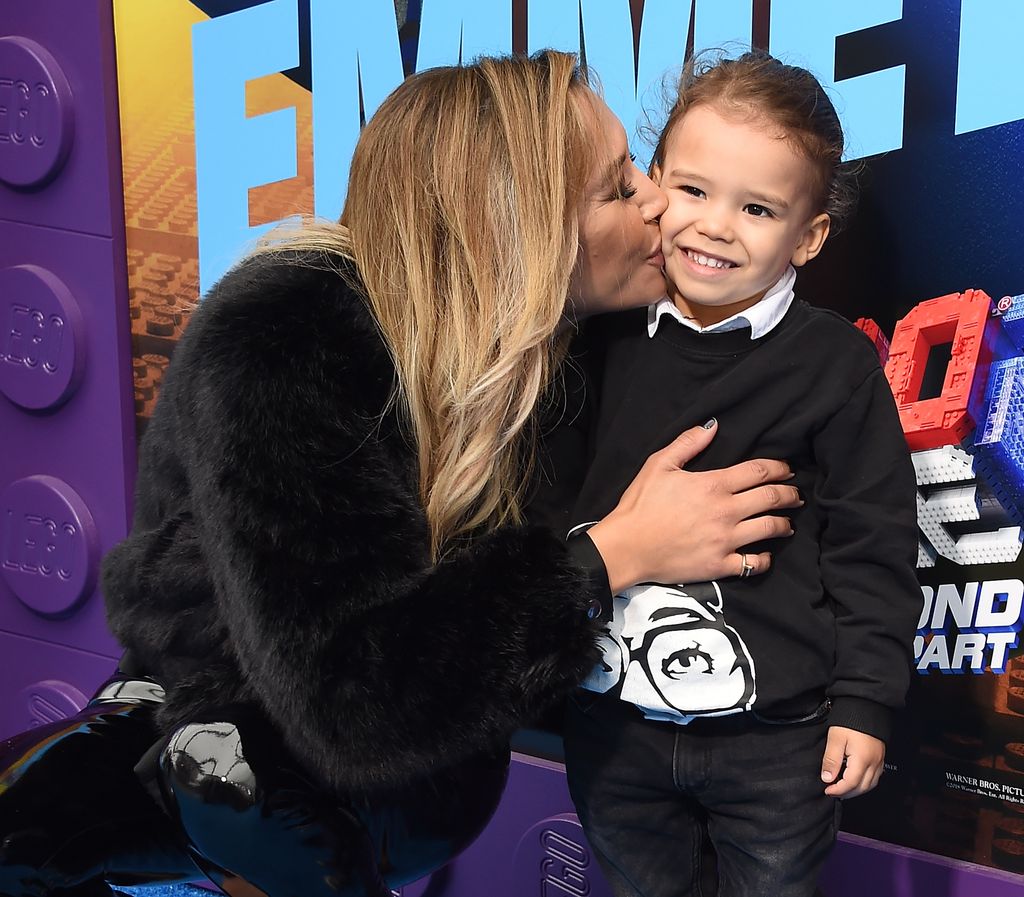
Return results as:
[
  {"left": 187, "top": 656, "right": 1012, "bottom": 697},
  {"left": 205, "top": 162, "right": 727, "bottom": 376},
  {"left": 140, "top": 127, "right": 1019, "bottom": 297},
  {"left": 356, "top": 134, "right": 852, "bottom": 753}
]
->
[
  {"left": 680, "top": 185, "right": 705, "bottom": 199},
  {"left": 744, "top": 203, "right": 774, "bottom": 218}
]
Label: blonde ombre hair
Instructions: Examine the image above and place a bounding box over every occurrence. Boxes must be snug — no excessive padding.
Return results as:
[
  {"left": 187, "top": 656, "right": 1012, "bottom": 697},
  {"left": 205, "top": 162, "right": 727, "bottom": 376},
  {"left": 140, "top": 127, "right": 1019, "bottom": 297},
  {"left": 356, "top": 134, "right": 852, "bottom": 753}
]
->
[{"left": 256, "top": 51, "right": 597, "bottom": 558}]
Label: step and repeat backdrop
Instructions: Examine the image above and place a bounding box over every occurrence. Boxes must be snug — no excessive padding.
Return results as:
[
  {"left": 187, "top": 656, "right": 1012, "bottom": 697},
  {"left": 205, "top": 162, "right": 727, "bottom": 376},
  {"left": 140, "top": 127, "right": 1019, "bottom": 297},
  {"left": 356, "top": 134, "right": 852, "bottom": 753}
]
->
[{"left": 112, "top": 0, "right": 1024, "bottom": 874}]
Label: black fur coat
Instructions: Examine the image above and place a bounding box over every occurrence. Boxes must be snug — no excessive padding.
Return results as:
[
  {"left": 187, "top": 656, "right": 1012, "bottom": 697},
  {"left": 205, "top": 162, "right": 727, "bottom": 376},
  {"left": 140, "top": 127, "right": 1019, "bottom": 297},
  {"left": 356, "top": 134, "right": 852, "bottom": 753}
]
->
[{"left": 101, "top": 253, "right": 603, "bottom": 793}]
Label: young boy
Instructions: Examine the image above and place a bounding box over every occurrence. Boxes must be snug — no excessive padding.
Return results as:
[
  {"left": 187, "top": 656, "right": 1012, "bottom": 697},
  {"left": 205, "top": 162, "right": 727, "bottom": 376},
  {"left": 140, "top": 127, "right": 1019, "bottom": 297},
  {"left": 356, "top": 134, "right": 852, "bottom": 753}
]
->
[{"left": 561, "top": 51, "right": 921, "bottom": 897}]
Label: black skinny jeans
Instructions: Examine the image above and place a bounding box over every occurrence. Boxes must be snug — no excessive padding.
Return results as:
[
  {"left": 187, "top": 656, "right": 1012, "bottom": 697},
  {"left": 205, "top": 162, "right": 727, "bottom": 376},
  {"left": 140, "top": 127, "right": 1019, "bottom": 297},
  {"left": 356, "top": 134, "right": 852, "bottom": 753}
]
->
[{"left": 563, "top": 690, "right": 840, "bottom": 897}]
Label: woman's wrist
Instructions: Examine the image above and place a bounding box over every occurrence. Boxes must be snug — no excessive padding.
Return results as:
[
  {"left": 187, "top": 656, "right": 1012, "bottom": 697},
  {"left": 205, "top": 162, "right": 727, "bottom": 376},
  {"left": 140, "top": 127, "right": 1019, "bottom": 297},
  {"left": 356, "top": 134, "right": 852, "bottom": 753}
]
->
[{"left": 585, "top": 516, "right": 641, "bottom": 594}]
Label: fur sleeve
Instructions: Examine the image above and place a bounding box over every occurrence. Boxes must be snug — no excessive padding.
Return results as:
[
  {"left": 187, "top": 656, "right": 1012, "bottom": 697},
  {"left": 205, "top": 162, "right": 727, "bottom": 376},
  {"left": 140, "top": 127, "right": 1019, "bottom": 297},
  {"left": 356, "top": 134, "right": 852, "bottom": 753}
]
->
[{"left": 165, "top": 256, "right": 602, "bottom": 792}]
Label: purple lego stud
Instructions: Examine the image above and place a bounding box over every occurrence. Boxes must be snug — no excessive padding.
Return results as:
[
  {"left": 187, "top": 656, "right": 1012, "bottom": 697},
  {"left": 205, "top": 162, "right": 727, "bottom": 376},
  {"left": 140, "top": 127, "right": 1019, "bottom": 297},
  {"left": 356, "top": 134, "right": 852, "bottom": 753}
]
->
[
  {"left": 511, "top": 814, "right": 613, "bottom": 897},
  {"left": 18, "top": 679, "right": 88, "bottom": 727},
  {"left": 0, "top": 36, "right": 75, "bottom": 189},
  {"left": 0, "top": 265, "right": 86, "bottom": 411},
  {"left": 1, "top": 475, "right": 99, "bottom": 617}
]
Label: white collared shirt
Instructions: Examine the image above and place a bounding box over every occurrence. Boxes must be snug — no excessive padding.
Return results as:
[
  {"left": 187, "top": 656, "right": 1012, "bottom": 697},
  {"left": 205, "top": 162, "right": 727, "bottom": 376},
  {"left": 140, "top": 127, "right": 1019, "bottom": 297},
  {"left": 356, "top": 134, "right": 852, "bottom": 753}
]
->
[{"left": 647, "top": 266, "right": 796, "bottom": 340}]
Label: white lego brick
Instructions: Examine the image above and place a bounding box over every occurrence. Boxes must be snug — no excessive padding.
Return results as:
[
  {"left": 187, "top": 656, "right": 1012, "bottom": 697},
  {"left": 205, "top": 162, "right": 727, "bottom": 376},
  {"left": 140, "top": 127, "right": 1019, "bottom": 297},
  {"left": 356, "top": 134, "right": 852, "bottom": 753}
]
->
[
  {"left": 916, "top": 482, "right": 1023, "bottom": 565},
  {"left": 917, "top": 484, "right": 981, "bottom": 525},
  {"left": 949, "top": 528, "right": 1023, "bottom": 566},
  {"left": 911, "top": 445, "right": 975, "bottom": 486}
]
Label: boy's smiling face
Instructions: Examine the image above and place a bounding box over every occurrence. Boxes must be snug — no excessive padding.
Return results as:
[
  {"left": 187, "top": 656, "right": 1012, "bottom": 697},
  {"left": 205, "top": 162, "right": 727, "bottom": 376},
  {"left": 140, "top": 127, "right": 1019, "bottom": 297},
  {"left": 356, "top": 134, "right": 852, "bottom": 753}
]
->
[{"left": 657, "top": 103, "right": 831, "bottom": 327}]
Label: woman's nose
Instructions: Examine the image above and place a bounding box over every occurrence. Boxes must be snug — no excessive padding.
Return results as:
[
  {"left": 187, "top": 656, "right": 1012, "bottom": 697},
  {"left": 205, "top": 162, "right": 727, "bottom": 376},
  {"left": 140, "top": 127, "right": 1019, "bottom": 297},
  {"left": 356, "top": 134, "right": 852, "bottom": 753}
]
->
[{"left": 635, "top": 169, "right": 668, "bottom": 221}]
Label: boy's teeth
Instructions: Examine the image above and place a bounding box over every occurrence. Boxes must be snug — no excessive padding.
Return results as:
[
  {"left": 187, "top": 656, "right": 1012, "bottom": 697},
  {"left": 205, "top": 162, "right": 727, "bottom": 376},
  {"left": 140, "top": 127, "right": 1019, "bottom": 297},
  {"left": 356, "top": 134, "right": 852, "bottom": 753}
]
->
[{"left": 688, "top": 250, "right": 733, "bottom": 269}]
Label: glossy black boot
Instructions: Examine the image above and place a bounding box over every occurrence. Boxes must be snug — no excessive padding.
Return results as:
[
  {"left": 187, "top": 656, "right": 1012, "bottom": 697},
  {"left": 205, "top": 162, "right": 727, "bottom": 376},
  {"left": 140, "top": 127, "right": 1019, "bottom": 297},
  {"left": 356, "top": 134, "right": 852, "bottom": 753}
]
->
[
  {"left": 159, "top": 707, "right": 510, "bottom": 897},
  {"left": 0, "top": 674, "right": 200, "bottom": 897}
]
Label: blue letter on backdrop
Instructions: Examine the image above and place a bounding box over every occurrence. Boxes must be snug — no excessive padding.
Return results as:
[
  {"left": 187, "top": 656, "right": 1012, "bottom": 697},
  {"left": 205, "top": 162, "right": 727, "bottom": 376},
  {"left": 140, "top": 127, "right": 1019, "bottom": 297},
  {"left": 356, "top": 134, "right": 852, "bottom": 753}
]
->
[
  {"left": 193, "top": 0, "right": 299, "bottom": 292},
  {"left": 770, "top": 0, "right": 905, "bottom": 159},
  {"left": 528, "top": 0, "right": 636, "bottom": 140},
  {"left": 529, "top": 1, "right": 752, "bottom": 168},
  {"left": 310, "top": 0, "right": 403, "bottom": 220},
  {"left": 956, "top": 1, "right": 1024, "bottom": 134},
  {"left": 635, "top": 0, "right": 693, "bottom": 153},
  {"left": 417, "top": 0, "right": 511, "bottom": 70},
  {"left": 638, "top": 0, "right": 753, "bottom": 115},
  {"left": 692, "top": 0, "right": 753, "bottom": 55}
]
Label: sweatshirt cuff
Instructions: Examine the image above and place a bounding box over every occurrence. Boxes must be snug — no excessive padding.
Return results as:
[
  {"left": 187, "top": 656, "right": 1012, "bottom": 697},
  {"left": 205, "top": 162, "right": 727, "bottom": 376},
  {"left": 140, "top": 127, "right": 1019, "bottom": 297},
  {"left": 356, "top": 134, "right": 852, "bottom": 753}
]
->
[
  {"left": 567, "top": 533, "right": 613, "bottom": 621},
  {"left": 828, "top": 696, "right": 893, "bottom": 743}
]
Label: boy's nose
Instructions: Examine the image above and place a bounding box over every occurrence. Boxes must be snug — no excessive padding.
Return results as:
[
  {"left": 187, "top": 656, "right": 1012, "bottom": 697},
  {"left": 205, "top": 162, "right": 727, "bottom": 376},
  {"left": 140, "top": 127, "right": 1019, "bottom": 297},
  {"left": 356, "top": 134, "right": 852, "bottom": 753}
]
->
[{"left": 696, "top": 207, "right": 733, "bottom": 241}]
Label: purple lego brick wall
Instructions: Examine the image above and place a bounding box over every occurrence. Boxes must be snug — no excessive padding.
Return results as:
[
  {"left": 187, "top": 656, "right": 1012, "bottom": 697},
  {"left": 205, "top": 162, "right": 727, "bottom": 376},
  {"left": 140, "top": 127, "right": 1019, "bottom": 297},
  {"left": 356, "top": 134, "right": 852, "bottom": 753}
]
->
[
  {"left": 823, "top": 831, "right": 1024, "bottom": 897},
  {"left": 0, "top": 0, "right": 135, "bottom": 737},
  {"left": 392, "top": 754, "right": 1024, "bottom": 897}
]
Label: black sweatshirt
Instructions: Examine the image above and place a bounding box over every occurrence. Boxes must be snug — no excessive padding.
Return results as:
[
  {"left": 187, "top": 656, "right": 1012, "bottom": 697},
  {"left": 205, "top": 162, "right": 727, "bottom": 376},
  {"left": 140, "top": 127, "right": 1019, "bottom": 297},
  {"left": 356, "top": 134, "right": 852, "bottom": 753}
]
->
[{"left": 566, "top": 299, "right": 921, "bottom": 741}]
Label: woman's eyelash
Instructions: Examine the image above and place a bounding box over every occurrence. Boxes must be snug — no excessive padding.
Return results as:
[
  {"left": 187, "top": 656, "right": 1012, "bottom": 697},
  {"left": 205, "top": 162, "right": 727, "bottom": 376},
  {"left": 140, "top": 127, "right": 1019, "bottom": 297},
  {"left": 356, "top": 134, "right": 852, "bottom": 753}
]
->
[
  {"left": 607, "top": 155, "right": 638, "bottom": 200},
  {"left": 616, "top": 155, "right": 638, "bottom": 198}
]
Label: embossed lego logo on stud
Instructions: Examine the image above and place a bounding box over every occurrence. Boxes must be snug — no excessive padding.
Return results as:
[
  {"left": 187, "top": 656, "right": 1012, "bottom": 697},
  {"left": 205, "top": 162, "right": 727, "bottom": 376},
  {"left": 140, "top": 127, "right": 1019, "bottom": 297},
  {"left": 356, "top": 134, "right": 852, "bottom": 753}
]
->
[
  {"left": 0, "top": 77, "right": 52, "bottom": 149},
  {"left": 540, "top": 828, "right": 591, "bottom": 896},
  {"left": 3, "top": 304, "right": 65, "bottom": 373},
  {"left": 19, "top": 680, "right": 87, "bottom": 727},
  {"left": 0, "top": 36, "right": 74, "bottom": 188},
  {"left": 2, "top": 511, "right": 78, "bottom": 580},
  {"left": 512, "top": 815, "right": 608, "bottom": 897},
  {"left": 0, "top": 265, "right": 84, "bottom": 411},
  {"left": 0, "top": 476, "right": 98, "bottom": 617}
]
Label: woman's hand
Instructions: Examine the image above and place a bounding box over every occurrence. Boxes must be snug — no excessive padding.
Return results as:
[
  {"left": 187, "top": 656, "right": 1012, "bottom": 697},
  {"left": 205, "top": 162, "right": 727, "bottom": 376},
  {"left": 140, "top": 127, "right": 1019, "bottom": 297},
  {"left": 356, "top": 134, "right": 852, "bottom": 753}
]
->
[{"left": 586, "top": 419, "right": 801, "bottom": 592}]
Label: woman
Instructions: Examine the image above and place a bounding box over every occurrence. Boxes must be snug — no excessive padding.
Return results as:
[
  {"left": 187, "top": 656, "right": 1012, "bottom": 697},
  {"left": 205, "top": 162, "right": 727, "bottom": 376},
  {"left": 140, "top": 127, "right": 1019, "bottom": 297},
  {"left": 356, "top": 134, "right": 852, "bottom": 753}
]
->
[{"left": 0, "top": 51, "right": 797, "bottom": 897}]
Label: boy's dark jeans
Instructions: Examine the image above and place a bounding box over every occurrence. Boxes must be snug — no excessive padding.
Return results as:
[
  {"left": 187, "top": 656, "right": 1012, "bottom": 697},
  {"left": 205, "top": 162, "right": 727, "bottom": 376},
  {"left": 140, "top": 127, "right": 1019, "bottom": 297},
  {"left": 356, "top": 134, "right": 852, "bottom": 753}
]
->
[{"left": 564, "top": 690, "right": 841, "bottom": 897}]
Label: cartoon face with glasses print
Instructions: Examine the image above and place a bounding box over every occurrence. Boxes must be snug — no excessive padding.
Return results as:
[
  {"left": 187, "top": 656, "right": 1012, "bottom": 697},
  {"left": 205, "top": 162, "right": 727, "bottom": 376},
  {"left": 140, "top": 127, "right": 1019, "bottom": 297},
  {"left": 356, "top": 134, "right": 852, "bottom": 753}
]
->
[{"left": 582, "top": 581, "right": 757, "bottom": 722}]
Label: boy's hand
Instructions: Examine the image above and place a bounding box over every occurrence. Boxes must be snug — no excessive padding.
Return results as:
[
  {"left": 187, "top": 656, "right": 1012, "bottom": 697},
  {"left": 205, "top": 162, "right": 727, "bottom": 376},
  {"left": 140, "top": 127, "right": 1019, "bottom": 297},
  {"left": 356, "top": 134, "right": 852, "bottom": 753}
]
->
[{"left": 820, "top": 726, "right": 885, "bottom": 798}]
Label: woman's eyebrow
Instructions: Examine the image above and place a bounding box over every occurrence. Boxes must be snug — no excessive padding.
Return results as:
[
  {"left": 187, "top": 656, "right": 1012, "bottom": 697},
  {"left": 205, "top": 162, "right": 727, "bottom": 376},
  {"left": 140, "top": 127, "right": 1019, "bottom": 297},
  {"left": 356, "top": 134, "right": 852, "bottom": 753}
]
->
[{"left": 599, "top": 152, "right": 630, "bottom": 186}]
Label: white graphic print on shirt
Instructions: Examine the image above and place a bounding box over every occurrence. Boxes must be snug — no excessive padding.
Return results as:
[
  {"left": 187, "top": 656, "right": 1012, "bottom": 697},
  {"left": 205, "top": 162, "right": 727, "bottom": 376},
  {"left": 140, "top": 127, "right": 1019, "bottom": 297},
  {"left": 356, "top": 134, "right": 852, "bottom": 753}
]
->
[{"left": 582, "top": 581, "right": 757, "bottom": 724}]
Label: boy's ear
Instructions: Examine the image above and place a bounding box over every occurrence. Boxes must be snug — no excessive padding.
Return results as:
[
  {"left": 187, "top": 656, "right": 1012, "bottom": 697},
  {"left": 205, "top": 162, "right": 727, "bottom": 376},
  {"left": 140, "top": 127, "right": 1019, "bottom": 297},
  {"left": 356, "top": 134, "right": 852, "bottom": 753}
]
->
[{"left": 791, "top": 213, "right": 831, "bottom": 267}]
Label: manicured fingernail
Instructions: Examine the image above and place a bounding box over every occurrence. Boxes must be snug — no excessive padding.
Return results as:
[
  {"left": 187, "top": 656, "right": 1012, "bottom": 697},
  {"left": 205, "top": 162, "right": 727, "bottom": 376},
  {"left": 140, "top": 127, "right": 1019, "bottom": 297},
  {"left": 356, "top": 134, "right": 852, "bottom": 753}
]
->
[{"left": 703, "top": 417, "right": 717, "bottom": 429}]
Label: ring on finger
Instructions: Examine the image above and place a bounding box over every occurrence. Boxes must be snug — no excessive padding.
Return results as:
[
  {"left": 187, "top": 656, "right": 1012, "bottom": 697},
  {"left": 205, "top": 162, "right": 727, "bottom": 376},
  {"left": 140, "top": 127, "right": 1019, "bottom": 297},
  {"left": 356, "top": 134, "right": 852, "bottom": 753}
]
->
[{"left": 740, "top": 553, "right": 755, "bottom": 578}]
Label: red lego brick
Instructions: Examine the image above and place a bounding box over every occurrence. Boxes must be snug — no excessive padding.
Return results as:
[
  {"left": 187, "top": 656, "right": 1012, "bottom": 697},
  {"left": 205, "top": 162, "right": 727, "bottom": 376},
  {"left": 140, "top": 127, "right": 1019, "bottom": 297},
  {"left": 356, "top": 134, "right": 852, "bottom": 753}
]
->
[
  {"left": 884, "top": 290, "right": 994, "bottom": 452},
  {"left": 854, "top": 317, "right": 891, "bottom": 366}
]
